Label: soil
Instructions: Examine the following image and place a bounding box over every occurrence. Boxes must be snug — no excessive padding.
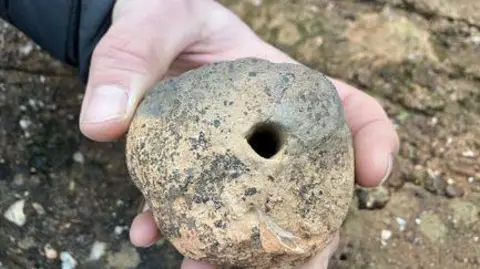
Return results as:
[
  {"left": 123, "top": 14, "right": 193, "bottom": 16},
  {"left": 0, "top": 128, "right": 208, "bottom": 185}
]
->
[{"left": 0, "top": 0, "right": 479, "bottom": 269}]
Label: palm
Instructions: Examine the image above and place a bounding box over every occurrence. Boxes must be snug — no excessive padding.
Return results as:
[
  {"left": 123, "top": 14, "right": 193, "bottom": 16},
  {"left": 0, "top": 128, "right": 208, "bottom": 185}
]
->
[{"left": 165, "top": 6, "right": 289, "bottom": 78}]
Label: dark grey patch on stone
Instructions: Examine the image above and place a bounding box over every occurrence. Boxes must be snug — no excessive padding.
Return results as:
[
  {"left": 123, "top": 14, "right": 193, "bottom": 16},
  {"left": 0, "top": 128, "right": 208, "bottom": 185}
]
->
[
  {"left": 298, "top": 182, "right": 321, "bottom": 218},
  {"left": 214, "top": 219, "right": 226, "bottom": 228},
  {"left": 264, "top": 197, "right": 271, "bottom": 213},
  {"left": 245, "top": 187, "right": 257, "bottom": 196},
  {"left": 189, "top": 131, "right": 208, "bottom": 151},
  {"left": 161, "top": 218, "right": 182, "bottom": 239},
  {"left": 251, "top": 227, "right": 262, "bottom": 248},
  {"left": 192, "top": 153, "right": 247, "bottom": 206},
  {"left": 166, "top": 167, "right": 194, "bottom": 203},
  {"left": 186, "top": 217, "right": 197, "bottom": 230}
]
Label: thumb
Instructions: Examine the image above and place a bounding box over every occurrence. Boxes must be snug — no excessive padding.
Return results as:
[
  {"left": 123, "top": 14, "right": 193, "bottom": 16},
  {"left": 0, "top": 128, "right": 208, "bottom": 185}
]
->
[{"left": 79, "top": 0, "right": 200, "bottom": 141}]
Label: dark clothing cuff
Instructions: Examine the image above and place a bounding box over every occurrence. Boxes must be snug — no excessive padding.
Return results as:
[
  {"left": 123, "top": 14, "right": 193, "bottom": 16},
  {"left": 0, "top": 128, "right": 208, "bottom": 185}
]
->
[{"left": 0, "top": 0, "right": 114, "bottom": 83}]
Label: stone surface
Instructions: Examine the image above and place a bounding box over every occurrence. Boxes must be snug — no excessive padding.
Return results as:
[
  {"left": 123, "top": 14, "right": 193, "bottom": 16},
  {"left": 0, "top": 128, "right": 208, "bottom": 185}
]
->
[{"left": 125, "top": 58, "right": 355, "bottom": 269}]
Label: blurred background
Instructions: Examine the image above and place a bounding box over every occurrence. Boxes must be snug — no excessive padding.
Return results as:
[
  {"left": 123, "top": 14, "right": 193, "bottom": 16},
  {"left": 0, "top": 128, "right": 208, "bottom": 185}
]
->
[{"left": 0, "top": 0, "right": 479, "bottom": 268}]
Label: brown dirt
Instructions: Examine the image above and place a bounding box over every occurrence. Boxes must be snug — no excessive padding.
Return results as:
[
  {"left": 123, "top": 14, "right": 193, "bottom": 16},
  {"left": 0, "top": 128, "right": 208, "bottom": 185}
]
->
[{"left": 0, "top": 0, "right": 479, "bottom": 268}]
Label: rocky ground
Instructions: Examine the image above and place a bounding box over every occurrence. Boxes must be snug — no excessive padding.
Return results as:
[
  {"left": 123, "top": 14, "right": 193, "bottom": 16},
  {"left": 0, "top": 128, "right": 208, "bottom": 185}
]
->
[{"left": 0, "top": 0, "right": 479, "bottom": 268}]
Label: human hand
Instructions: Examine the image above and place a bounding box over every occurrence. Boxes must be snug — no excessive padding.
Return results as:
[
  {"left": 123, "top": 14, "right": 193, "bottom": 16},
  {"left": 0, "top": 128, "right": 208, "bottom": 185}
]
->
[{"left": 78, "top": 0, "right": 399, "bottom": 268}]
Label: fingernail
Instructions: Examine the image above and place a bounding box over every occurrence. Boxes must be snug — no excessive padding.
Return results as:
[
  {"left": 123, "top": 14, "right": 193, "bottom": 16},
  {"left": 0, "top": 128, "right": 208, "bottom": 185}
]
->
[
  {"left": 82, "top": 85, "right": 129, "bottom": 123},
  {"left": 380, "top": 153, "right": 395, "bottom": 185}
]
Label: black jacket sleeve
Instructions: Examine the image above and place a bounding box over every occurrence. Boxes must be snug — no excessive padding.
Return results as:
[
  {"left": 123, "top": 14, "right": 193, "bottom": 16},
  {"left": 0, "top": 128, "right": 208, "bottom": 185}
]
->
[{"left": 0, "top": 0, "right": 115, "bottom": 82}]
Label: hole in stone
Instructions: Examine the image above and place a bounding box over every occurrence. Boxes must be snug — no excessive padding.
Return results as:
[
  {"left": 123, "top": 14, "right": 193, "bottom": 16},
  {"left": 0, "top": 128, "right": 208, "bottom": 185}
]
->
[{"left": 246, "top": 122, "right": 284, "bottom": 159}]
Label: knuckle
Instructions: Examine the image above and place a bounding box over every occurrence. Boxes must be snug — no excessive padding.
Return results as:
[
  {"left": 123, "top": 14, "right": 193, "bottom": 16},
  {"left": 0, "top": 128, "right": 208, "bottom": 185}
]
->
[{"left": 91, "top": 32, "right": 152, "bottom": 75}]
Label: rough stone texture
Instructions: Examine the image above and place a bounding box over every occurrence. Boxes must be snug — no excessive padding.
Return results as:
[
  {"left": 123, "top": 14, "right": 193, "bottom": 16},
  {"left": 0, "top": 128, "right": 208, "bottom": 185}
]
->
[{"left": 125, "top": 58, "right": 355, "bottom": 269}]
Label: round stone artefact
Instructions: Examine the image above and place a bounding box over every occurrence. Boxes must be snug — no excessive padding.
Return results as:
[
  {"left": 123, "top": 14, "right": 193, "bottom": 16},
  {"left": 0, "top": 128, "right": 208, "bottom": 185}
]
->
[{"left": 125, "top": 58, "right": 355, "bottom": 269}]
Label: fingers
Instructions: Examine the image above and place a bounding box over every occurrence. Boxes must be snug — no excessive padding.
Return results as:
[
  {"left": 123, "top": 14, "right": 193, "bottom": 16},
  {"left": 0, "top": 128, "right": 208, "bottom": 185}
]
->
[
  {"left": 130, "top": 203, "right": 217, "bottom": 269},
  {"left": 330, "top": 79, "right": 400, "bottom": 187},
  {"left": 129, "top": 209, "right": 163, "bottom": 247},
  {"left": 79, "top": 0, "right": 201, "bottom": 141}
]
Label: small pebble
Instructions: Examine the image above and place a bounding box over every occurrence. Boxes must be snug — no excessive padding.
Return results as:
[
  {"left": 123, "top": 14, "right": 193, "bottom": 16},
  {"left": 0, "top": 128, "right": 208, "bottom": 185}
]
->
[
  {"left": 445, "top": 185, "right": 464, "bottom": 198},
  {"left": 446, "top": 178, "right": 455, "bottom": 185},
  {"left": 461, "top": 150, "right": 475, "bottom": 157},
  {"left": 252, "top": 0, "right": 262, "bottom": 6},
  {"left": 88, "top": 241, "right": 107, "bottom": 261},
  {"left": 114, "top": 225, "right": 128, "bottom": 235},
  {"left": 473, "top": 236, "right": 479, "bottom": 242},
  {"left": 381, "top": 229, "right": 392, "bottom": 240},
  {"left": 395, "top": 217, "right": 407, "bottom": 231},
  {"left": 28, "top": 99, "right": 37, "bottom": 108},
  {"left": 3, "top": 199, "right": 26, "bottom": 226},
  {"left": 18, "top": 237, "right": 35, "bottom": 249},
  {"left": 424, "top": 175, "right": 447, "bottom": 195},
  {"left": 380, "top": 229, "right": 392, "bottom": 246},
  {"left": 72, "top": 152, "right": 84, "bottom": 164},
  {"left": 356, "top": 186, "right": 390, "bottom": 210},
  {"left": 44, "top": 244, "right": 58, "bottom": 259},
  {"left": 472, "top": 35, "right": 480, "bottom": 44},
  {"left": 32, "top": 202, "right": 46, "bottom": 215},
  {"left": 69, "top": 180, "right": 76, "bottom": 192},
  {"left": 446, "top": 137, "right": 453, "bottom": 145},
  {"left": 415, "top": 218, "right": 421, "bottom": 225},
  {"left": 19, "top": 43, "right": 33, "bottom": 55},
  {"left": 19, "top": 118, "right": 31, "bottom": 130},
  {"left": 467, "top": 177, "right": 474, "bottom": 183},
  {"left": 60, "top": 252, "right": 78, "bottom": 269}
]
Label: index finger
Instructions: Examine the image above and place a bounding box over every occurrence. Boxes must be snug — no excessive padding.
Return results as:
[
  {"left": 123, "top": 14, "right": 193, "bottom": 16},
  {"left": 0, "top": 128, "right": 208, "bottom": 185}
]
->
[{"left": 330, "top": 78, "right": 400, "bottom": 187}]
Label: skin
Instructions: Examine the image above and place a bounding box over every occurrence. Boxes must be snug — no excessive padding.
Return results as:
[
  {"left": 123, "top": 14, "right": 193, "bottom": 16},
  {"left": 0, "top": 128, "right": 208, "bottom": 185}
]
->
[{"left": 78, "top": 0, "right": 400, "bottom": 268}]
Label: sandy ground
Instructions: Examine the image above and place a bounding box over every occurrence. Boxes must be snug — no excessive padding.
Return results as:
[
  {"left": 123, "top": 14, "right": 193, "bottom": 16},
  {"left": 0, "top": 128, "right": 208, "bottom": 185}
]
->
[{"left": 0, "top": 0, "right": 479, "bottom": 268}]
